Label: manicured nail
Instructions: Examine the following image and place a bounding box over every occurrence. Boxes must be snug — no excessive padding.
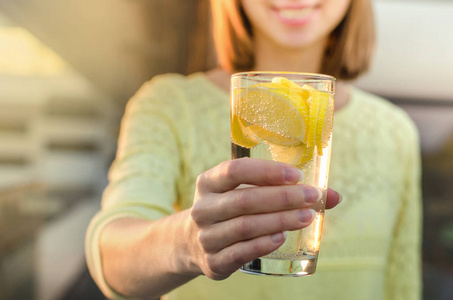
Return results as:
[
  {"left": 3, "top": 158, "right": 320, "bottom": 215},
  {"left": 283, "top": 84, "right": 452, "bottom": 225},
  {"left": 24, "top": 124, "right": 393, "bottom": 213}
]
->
[
  {"left": 271, "top": 232, "right": 286, "bottom": 244},
  {"left": 305, "top": 187, "right": 323, "bottom": 203},
  {"left": 297, "top": 170, "right": 304, "bottom": 182},
  {"left": 298, "top": 209, "right": 315, "bottom": 223},
  {"left": 284, "top": 168, "right": 304, "bottom": 183},
  {"left": 338, "top": 193, "right": 343, "bottom": 204}
]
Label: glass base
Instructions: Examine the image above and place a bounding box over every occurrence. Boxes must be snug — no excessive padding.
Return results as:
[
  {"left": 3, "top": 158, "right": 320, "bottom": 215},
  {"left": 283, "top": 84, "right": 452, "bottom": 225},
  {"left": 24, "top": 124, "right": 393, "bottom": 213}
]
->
[{"left": 240, "top": 255, "right": 318, "bottom": 277}]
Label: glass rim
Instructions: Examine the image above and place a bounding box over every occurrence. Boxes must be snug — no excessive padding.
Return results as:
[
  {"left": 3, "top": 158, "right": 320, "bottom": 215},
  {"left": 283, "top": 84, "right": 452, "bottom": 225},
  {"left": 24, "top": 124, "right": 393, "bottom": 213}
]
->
[{"left": 231, "top": 71, "right": 336, "bottom": 82}]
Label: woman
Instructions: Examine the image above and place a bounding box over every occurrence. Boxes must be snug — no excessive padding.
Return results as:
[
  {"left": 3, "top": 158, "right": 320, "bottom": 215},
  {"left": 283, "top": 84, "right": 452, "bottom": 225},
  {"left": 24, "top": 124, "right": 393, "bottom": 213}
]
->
[{"left": 86, "top": 0, "right": 422, "bottom": 299}]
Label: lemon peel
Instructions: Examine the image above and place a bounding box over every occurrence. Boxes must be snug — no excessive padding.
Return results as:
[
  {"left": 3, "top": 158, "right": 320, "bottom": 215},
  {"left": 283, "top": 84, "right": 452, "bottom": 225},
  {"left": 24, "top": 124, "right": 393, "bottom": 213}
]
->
[
  {"left": 303, "top": 85, "right": 332, "bottom": 155},
  {"left": 231, "top": 114, "right": 259, "bottom": 148}
]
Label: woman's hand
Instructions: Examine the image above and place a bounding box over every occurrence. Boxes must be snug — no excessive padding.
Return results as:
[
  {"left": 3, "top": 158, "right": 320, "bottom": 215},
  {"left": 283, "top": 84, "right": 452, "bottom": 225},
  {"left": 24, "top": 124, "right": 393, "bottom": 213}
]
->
[
  {"left": 99, "top": 158, "right": 341, "bottom": 298},
  {"left": 184, "top": 158, "right": 341, "bottom": 280}
]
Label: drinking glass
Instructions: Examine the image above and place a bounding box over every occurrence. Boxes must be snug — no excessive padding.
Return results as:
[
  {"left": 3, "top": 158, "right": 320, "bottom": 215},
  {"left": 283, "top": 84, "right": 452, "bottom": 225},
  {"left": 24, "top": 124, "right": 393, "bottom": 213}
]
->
[{"left": 230, "top": 72, "right": 335, "bottom": 276}]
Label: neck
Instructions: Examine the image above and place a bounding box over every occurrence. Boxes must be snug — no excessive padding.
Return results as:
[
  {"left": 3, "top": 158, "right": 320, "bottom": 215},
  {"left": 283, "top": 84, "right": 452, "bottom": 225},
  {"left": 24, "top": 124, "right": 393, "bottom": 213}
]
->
[{"left": 252, "top": 38, "right": 327, "bottom": 73}]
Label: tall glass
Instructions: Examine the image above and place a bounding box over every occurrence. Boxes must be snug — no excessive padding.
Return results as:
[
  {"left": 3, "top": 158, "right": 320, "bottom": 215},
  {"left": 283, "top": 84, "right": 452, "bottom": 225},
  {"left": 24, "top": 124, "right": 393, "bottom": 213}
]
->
[{"left": 230, "top": 72, "right": 335, "bottom": 276}]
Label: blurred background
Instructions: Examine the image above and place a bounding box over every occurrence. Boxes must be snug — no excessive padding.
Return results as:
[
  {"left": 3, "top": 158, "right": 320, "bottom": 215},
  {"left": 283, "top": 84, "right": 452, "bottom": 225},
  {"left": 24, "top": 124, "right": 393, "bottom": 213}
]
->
[{"left": 0, "top": 0, "right": 452, "bottom": 299}]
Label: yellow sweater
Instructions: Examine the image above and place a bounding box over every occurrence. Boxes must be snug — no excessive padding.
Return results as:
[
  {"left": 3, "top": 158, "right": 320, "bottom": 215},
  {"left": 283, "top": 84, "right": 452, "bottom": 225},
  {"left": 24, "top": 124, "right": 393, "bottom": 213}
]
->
[{"left": 86, "top": 73, "right": 422, "bottom": 300}]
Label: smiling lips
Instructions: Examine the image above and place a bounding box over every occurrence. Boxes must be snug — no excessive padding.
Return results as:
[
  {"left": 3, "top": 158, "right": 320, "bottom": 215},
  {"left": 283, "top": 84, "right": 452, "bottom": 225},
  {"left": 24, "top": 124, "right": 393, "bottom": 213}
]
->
[{"left": 273, "top": 6, "right": 318, "bottom": 25}]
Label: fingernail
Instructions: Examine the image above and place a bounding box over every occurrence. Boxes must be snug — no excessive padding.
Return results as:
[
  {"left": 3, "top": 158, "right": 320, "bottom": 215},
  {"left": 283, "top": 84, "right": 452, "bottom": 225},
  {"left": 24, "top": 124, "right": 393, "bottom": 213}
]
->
[
  {"left": 338, "top": 193, "right": 343, "bottom": 204},
  {"left": 298, "top": 209, "right": 315, "bottom": 223},
  {"left": 284, "top": 168, "right": 304, "bottom": 183},
  {"left": 297, "top": 170, "right": 304, "bottom": 182},
  {"left": 271, "top": 232, "right": 286, "bottom": 244},
  {"left": 305, "top": 187, "right": 323, "bottom": 203}
]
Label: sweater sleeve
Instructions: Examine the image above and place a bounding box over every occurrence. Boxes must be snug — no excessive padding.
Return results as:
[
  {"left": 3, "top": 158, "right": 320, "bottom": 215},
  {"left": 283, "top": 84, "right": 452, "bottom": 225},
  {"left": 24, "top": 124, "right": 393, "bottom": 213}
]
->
[
  {"left": 385, "top": 118, "right": 423, "bottom": 300},
  {"left": 85, "top": 74, "right": 191, "bottom": 299}
]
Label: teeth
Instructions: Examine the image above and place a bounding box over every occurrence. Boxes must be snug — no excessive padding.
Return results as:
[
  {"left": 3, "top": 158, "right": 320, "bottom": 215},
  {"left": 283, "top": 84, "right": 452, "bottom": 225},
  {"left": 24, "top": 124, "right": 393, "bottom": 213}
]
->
[{"left": 279, "top": 8, "right": 313, "bottom": 20}]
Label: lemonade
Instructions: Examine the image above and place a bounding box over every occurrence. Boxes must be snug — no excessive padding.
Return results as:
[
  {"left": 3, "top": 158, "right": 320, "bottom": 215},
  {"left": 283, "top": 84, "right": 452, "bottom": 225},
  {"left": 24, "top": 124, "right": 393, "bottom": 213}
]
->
[{"left": 231, "top": 73, "right": 335, "bottom": 276}]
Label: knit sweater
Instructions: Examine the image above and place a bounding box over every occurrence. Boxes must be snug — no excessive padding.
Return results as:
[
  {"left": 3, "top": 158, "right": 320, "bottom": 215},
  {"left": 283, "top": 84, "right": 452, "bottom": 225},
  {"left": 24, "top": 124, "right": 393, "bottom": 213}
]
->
[{"left": 85, "top": 72, "right": 422, "bottom": 300}]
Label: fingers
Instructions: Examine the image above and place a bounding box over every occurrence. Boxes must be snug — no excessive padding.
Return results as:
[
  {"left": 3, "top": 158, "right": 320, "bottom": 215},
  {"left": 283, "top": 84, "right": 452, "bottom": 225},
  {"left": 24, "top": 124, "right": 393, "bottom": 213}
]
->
[
  {"left": 199, "top": 208, "right": 316, "bottom": 253},
  {"left": 190, "top": 157, "right": 343, "bottom": 280},
  {"left": 201, "top": 233, "right": 287, "bottom": 280},
  {"left": 325, "top": 187, "right": 343, "bottom": 209},
  {"left": 192, "top": 184, "right": 321, "bottom": 225},
  {"left": 197, "top": 158, "right": 303, "bottom": 194}
]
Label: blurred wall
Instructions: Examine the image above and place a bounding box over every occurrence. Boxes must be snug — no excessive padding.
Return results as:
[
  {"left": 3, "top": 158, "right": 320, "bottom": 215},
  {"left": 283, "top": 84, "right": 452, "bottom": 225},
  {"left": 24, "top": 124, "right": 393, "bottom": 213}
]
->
[
  {"left": 357, "top": 0, "right": 453, "bottom": 101},
  {"left": 0, "top": 0, "right": 215, "bottom": 106}
]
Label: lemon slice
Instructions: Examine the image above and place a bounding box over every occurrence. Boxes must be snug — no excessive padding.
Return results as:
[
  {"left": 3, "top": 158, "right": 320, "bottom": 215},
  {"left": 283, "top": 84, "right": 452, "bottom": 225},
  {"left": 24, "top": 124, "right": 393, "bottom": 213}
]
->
[
  {"left": 321, "top": 95, "right": 334, "bottom": 148},
  {"left": 269, "top": 142, "right": 315, "bottom": 168},
  {"left": 314, "top": 91, "right": 328, "bottom": 155},
  {"left": 271, "top": 77, "right": 311, "bottom": 128},
  {"left": 272, "top": 77, "right": 312, "bottom": 105},
  {"left": 305, "top": 87, "right": 318, "bottom": 149},
  {"left": 305, "top": 87, "right": 332, "bottom": 155},
  {"left": 234, "top": 84, "right": 308, "bottom": 144},
  {"left": 249, "top": 82, "right": 310, "bottom": 126},
  {"left": 231, "top": 114, "right": 260, "bottom": 148},
  {"left": 249, "top": 124, "right": 302, "bottom": 147}
]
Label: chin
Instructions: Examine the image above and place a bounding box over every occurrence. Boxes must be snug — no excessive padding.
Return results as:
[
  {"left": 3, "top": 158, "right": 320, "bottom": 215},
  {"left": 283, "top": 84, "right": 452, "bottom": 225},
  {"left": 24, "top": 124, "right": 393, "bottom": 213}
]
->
[{"left": 276, "top": 36, "right": 321, "bottom": 51}]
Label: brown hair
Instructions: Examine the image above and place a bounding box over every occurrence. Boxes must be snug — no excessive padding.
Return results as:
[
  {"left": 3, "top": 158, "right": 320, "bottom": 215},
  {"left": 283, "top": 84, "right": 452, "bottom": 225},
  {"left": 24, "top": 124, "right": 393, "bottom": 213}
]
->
[{"left": 210, "top": 0, "right": 375, "bottom": 81}]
